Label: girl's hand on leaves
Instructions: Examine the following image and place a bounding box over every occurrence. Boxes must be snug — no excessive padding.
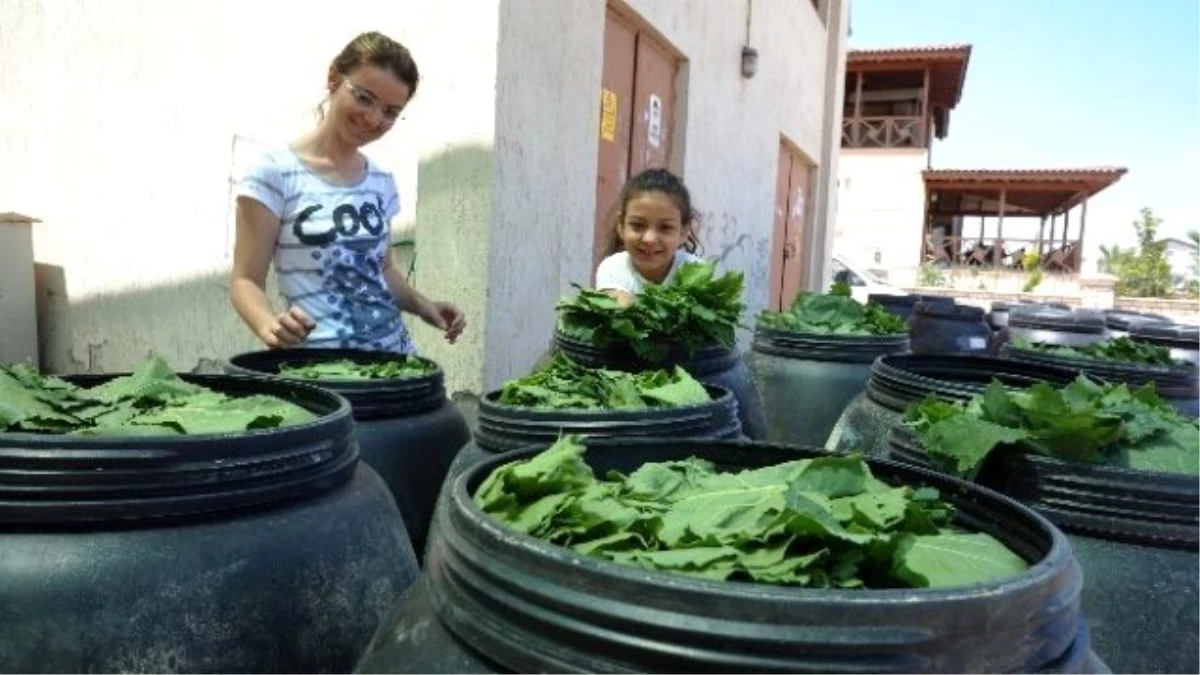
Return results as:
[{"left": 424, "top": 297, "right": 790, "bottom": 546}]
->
[{"left": 259, "top": 306, "right": 316, "bottom": 348}]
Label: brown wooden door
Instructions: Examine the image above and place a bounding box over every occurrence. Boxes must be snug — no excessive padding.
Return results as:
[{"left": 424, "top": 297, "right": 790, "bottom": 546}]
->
[
  {"left": 769, "top": 142, "right": 813, "bottom": 310},
  {"left": 593, "top": 7, "right": 679, "bottom": 275},
  {"left": 593, "top": 10, "right": 637, "bottom": 271},
  {"left": 630, "top": 36, "right": 676, "bottom": 175}
]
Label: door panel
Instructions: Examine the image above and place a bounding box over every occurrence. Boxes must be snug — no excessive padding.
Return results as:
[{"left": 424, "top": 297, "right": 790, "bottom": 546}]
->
[
  {"left": 781, "top": 158, "right": 812, "bottom": 306},
  {"left": 769, "top": 143, "right": 792, "bottom": 311},
  {"left": 629, "top": 35, "right": 677, "bottom": 175},
  {"left": 593, "top": 10, "right": 637, "bottom": 273}
]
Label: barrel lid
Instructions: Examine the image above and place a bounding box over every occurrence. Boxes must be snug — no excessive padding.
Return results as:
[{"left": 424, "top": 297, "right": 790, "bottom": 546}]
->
[
  {"left": 991, "top": 301, "right": 1012, "bottom": 311},
  {"left": 1131, "top": 321, "right": 1200, "bottom": 345},
  {"left": 1103, "top": 309, "right": 1171, "bottom": 332},
  {"left": 870, "top": 293, "right": 953, "bottom": 307},
  {"left": 1009, "top": 307, "right": 1106, "bottom": 334},
  {"left": 915, "top": 302, "right": 986, "bottom": 322}
]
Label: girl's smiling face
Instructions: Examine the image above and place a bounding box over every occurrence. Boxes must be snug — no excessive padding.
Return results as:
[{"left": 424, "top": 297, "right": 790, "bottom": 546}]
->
[
  {"left": 617, "top": 191, "right": 689, "bottom": 283},
  {"left": 327, "top": 64, "right": 410, "bottom": 147}
]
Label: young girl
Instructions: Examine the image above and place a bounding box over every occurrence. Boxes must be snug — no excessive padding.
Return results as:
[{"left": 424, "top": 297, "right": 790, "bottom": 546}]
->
[
  {"left": 595, "top": 168, "right": 703, "bottom": 305},
  {"left": 230, "top": 31, "right": 465, "bottom": 352}
]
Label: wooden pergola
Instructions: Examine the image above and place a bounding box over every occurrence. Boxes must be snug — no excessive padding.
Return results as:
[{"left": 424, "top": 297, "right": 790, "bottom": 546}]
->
[
  {"left": 843, "top": 44, "right": 972, "bottom": 149},
  {"left": 922, "top": 167, "right": 1128, "bottom": 272}
]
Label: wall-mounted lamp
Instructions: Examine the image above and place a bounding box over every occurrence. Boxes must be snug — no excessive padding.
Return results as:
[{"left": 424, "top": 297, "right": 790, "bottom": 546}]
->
[{"left": 740, "top": 46, "right": 759, "bottom": 79}]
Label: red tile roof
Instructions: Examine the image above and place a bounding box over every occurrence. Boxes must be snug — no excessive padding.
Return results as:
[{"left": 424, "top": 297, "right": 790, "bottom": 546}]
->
[
  {"left": 849, "top": 44, "right": 973, "bottom": 61},
  {"left": 924, "top": 167, "right": 1128, "bottom": 183}
]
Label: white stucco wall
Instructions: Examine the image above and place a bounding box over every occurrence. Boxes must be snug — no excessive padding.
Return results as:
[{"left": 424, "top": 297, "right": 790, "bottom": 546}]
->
[
  {"left": 2, "top": 0, "right": 846, "bottom": 395},
  {"left": 833, "top": 148, "right": 928, "bottom": 276},
  {"left": 625, "top": 0, "right": 838, "bottom": 314},
  {"left": 0, "top": 217, "right": 39, "bottom": 366},
  {"left": 0, "top": 0, "right": 498, "bottom": 380}
]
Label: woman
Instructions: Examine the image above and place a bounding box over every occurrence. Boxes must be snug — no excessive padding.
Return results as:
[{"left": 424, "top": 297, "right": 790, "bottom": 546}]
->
[{"left": 230, "top": 31, "right": 464, "bottom": 352}]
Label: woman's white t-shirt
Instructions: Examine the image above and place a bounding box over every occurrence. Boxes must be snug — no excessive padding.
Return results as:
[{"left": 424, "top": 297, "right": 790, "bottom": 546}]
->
[{"left": 594, "top": 250, "right": 702, "bottom": 295}]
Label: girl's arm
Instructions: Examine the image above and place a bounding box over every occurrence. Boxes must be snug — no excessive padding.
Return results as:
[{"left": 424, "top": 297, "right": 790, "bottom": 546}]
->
[
  {"left": 382, "top": 247, "right": 466, "bottom": 343},
  {"left": 229, "top": 197, "right": 316, "bottom": 348}
]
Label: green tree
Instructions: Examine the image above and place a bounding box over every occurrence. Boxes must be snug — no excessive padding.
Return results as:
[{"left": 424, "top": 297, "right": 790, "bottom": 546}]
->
[
  {"left": 1098, "top": 243, "right": 1134, "bottom": 275},
  {"left": 1115, "top": 208, "right": 1173, "bottom": 298}
]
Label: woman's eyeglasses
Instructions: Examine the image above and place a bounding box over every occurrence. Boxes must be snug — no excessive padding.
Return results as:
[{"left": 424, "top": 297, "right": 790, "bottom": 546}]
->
[{"left": 344, "top": 80, "right": 405, "bottom": 124}]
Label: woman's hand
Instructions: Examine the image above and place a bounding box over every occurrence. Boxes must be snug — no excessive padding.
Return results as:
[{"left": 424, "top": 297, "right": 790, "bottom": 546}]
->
[
  {"left": 419, "top": 300, "right": 467, "bottom": 344},
  {"left": 258, "top": 306, "right": 316, "bottom": 349}
]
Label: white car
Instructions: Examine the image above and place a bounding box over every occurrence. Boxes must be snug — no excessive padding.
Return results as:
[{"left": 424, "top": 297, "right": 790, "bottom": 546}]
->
[{"left": 830, "top": 254, "right": 906, "bottom": 304}]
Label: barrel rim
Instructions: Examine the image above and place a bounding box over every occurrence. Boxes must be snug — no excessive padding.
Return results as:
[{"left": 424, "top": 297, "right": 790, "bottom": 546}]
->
[
  {"left": 226, "top": 348, "right": 448, "bottom": 419},
  {"left": 427, "top": 438, "right": 1082, "bottom": 673},
  {"left": 0, "top": 373, "right": 358, "bottom": 524},
  {"left": 886, "top": 426, "right": 1200, "bottom": 547},
  {"left": 451, "top": 439, "right": 1071, "bottom": 599},
  {"left": 866, "top": 354, "right": 1084, "bottom": 412},
  {"left": 1003, "top": 345, "right": 1198, "bottom": 380}
]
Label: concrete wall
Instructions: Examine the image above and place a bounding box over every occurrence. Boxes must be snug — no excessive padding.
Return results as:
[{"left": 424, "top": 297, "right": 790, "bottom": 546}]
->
[
  {"left": 621, "top": 0, "right": 840, "bottom": 310},
  {"left": 2, "top": 0, "right": 846, "bottom": 395},
  {"left": 833, "top": 148, "right": 928, "bottom": 276},
  {"left": 0, "top": 216, "right": 39, "bottom": 365},
  {"left": 0, "top": 0, "right": 496, "bottom": 384}
]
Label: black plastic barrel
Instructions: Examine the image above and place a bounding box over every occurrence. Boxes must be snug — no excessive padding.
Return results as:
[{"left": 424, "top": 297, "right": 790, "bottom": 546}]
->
[
  {"left": 1102, "top": 309, "right": 1170, "bottom": 337},
  {"left": 0, "top": 373, "right": 418, "bottom": 674},
  {"left": 1001, "top": 343, "right": 1199, "bottom": 417},
  {"left": 358, "top": 438, "right": 1105, "bottom": 674},
  {"left": 444, "top": 383, "right": 743, "bottom": 486},
  {"left": 1009, "top": 307, "right": 1108, "bottom": 348},
  {"left": 554, "top": 329, "right": 767, "bottom": 440},
  {"left": 227, "top": 348, "right": 471, "bottom": 559},
  {"left": 825, "top": 354, "right": 1083, "bottom": 457},
  {"left": 888, "top": 428, "right": 1198, "bottom": 675},
  {"left": 868, "top": 293, "right": 954, "bottom": 322},
  {"left": 1130, "top": 321, "right": 1200, "bottom": 366},
  {"left": 745, "top": 326, "right": 910, "bottom": 446},
  {"left": 909, "top": 302, "right": 993, "bottom": 356}
]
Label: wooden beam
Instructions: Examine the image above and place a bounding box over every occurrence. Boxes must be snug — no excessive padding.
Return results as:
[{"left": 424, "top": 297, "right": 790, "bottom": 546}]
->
[
  {"left": 995, "top": 188, "right": 1006, "bottom": 269},
  {"left": 1078, "top": 192, "right": 1089, "bottom": 247},
  {"left": 1062, "top": 208, "right": 1071, "bottom": 246},
  {"left": 921, "top": 67, "right": 931, "bottom": 147},
  {"left": 1037, "top": 215, "right": 1046, "bottom": 257},
  {"left": 1048, "top": 214, "right": 1057, "bottom": 257},
  {"left": 853, "top": 71, "right": 863, "bottom": 145},
  {"left": 921, "top": 187, "right": 933, "bottom": 265}
]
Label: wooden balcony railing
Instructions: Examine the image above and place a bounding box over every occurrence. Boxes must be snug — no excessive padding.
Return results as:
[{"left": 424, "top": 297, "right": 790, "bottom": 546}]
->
[
  {"left": 842, "top": 116, "right": 926, "bottom": 149},
  {"left": 923, "top": 236, "right": 1083, "bottom": 274}
]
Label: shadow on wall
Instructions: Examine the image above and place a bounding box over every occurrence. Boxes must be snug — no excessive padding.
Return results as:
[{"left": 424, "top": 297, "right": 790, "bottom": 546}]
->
[
  {"left": 29, "top": 143, "right": 529, "bottom": 397},
  {"left": 34, "top": 263, "right": 262, "bottom": 375},
  {"left": 404, "top": 143, "right": 498, "bottom": 396}
]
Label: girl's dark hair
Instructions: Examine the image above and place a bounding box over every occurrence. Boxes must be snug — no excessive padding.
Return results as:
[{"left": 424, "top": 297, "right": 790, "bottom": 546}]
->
[
  {"left": 332, "top": 31, "right": 420, "bottom": 95},
  {"left": 604, "top": 168, "right": 702, "bottom": 257}
]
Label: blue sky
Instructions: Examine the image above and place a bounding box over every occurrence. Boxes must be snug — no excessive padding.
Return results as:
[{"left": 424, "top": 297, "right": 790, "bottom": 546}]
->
[{"left": 848, "top": 0, "right": 1200, "bottom": 249}]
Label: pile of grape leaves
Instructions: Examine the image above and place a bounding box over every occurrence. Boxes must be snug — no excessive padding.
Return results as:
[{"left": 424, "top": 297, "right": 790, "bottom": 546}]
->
[
  {"left": 757, "top": 282, "right": 907, "bottom": 336},
  {"left": 556, "top": 260, "right": 745, "bottom": 363},
  {"left": 279, "top": 356, "right": 436, "bottom": 380},
  {"left": 497, "top": 354, "right": 710, "bottom": 410},
  {"left": 904, "top": 375, "right": 1199, "bottom": 478},
  {"left": 1010, "top": 335, "right": 1181, "bottom": 366},
  {"left": 474, "top": 436, "right": 1028, "bottom": 590},
  {"left": 0, "top": 358, "right": 314, "bottom": 436}
]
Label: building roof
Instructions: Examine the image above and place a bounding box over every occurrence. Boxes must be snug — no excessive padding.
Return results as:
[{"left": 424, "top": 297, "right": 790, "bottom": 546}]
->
[
  {"left": 923, "top": 167, "right": 1128, "bottom": 217},
  {"left": 846, "top": 44, "right": 972, "bottom": 139},
  {"left": 1155, "top": 236, "right": 1198, "bottom": 250}
]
